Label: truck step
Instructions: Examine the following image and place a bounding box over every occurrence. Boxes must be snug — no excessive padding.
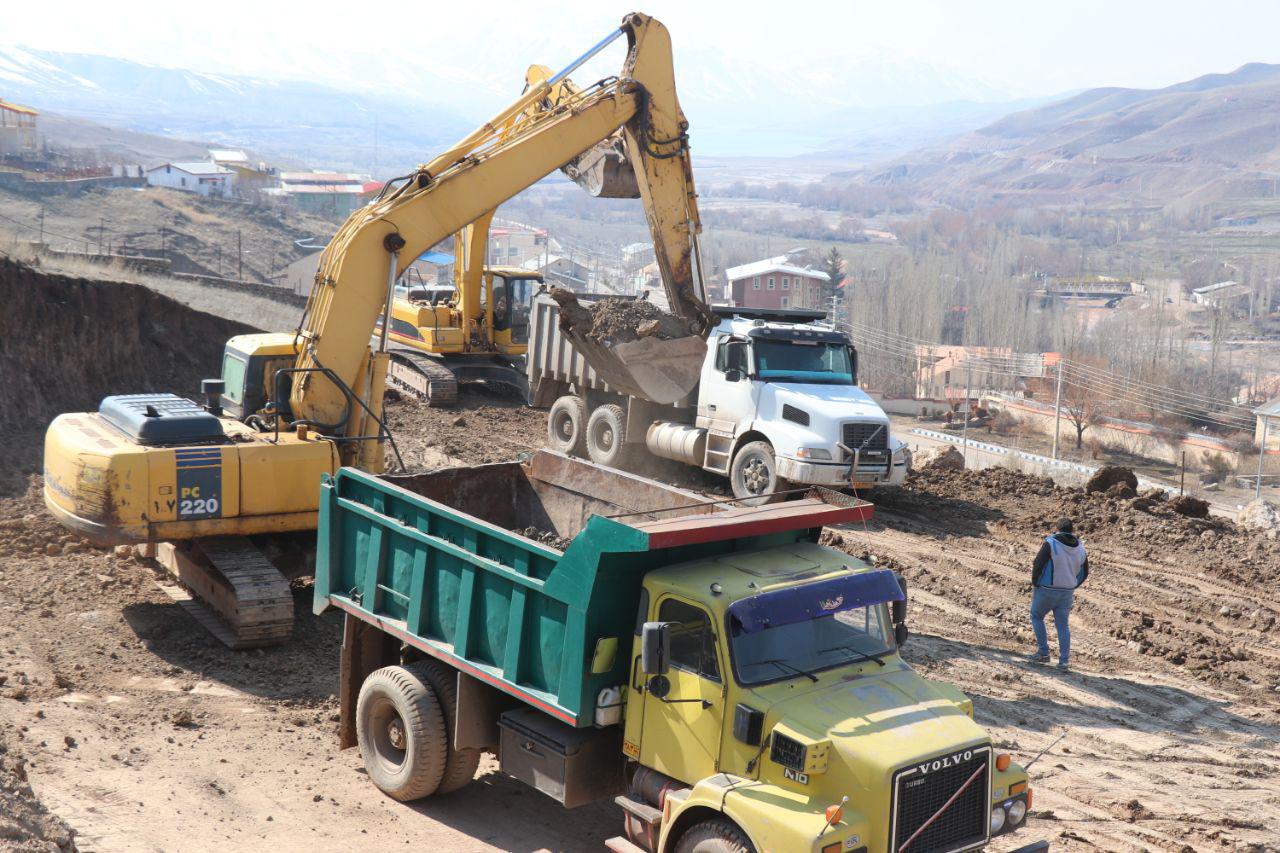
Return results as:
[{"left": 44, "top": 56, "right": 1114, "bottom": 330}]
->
[
  {"left": 614, "top": 794, "right": 662, "bottom": 827},
  {"left": 604, "top": 837, "right": 648, "bottom": 853}
]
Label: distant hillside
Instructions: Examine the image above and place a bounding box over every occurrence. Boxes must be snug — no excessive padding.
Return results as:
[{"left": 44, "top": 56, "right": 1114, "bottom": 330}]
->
[
  {"left": 860, "top": 63, "right": 1280, "bottom": 209},
  {"left": 0, "top": 46, "right": 474, "bottom": 173}
]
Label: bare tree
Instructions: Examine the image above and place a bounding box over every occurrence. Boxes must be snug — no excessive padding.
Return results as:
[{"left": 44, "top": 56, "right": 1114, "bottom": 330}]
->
[{"left": 1063, "top": 381, "right": 1105, "bottom": 450}]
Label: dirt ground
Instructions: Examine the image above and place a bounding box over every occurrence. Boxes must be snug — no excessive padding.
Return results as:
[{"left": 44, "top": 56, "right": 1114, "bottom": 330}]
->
[{"left": 3, "top": 264, "right": 1279, "bottom": 851}]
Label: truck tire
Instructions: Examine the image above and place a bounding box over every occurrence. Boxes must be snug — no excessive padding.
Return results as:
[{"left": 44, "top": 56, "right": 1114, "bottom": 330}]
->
[
  {"left": 586, "top": 404, "right": 633, "bottom": 467},
  {"left": 356, "top": 665, "right": 448, "bottom": 801},
  {"left": 675, "top": 819, "right": 755, "bottom": 853},
  {"left": 407, "top": 658, "right": 482, "bottom": 794},
  {"left": 730, "top": 441, "right": 784, "bottom": 505},
  {"left": 548, "top": 395, "right": 588, "bottom": 457}
]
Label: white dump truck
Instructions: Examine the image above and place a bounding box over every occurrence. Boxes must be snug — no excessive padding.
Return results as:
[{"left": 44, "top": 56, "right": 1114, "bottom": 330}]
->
[{"left": 528, "top": 295, "right": 908, "bottom": 501}]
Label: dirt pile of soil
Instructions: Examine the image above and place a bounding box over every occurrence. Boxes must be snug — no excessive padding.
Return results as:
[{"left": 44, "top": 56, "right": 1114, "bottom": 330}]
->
[
  {"left": 913, "top": 444, "right": 964, "bottom": 471},
  {"left": 0, "top": 739, "right": 76, "bottom": 852},
  {"left": 879, "top": 465, "right": 1280, "bottom": 585},
  {"left": 1085, "top": 465, "right": 1138, "bottom": 493},
  {"left": 0, "top": 256, "right": 254, "bottom": 433},
  {"left": 548, "top": 288, "right": 691, "bottom": 345},
  {"left": 383, "top": 388, "right": 544, "bottom": 471},
  {"left": 1168, "top": 495, "right": 1210, "bottom": 518}
]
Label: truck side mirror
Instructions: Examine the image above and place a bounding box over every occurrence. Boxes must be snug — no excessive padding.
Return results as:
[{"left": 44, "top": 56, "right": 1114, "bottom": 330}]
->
[
  {"left": 895, "top": 622, "right": 910, "bottom": 647},
  {"left": 640, "top": 621, "right": 672, "bottom": 675},
  {"left": 891, "top": 574, "right": 908, "bottom": 625},
  {"left": 724, "top": 369, "right": 743, "bottom": 383}
]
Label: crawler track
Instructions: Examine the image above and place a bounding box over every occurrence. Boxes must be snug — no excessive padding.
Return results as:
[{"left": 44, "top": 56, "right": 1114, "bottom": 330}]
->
[
  {"left": 388, "top": 350, "right": 458, "bottom": 408},
  {"left": 156, "top": 537, "right": 293, "bottom": 649}
]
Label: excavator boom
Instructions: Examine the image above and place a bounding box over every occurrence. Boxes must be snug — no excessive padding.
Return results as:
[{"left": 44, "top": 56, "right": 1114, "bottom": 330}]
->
[{"left": 294, "top": 13, "right": 709, "bottom": 433}]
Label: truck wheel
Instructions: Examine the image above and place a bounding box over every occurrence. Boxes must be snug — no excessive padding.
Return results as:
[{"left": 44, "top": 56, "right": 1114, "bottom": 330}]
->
[
  {"left": 407, "top": 659, "right": 482, "bottom": 794},
  {"left": 675, "top": 819, "right": 755, "bottom": 853},
  {"left": 586, "top": 404, "right": 632, "bottom": 467},
  {"left": 547, "top": 395, "right": 588, "bottom": 457},
  {"left": 730, "top": 441, "right": 783, "bottom": 505},
  {"left": 356, "top": 665, "right": 448, "bottom": 801}
]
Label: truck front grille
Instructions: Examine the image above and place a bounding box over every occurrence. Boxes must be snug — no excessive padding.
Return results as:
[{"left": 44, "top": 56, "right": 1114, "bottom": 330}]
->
[
  {"left": 891, "top": 745, "right": 990, "bottom": 853},
  {"left": 842, "top": 422, "right": 888, "bottom": 459}
]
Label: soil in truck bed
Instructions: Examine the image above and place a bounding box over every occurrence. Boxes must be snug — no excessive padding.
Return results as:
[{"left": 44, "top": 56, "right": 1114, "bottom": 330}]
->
[{"left": 548, "top": 287, "right": 693, "bottom": 345}]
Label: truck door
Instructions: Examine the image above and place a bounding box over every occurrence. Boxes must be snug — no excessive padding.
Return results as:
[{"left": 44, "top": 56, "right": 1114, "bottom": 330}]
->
[
  {"left": 639, "top": 596, "right": 725, "bottom": 785},
  {"left": 697, "top": 337, "right": 756, "bottom": 433}
]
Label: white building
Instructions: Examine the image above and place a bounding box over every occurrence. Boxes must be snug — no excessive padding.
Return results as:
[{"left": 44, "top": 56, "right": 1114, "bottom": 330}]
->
[
  {"left": 207, "top": 148, "right": 250, "bottom": 168},
  {"left": 146, "top": 162, "right": 236, "bottom": 197}
]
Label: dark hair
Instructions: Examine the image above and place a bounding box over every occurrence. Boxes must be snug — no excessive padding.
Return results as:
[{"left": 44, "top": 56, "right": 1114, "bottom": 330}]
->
[{"left": 1056, "top": 517, "right": 1074, "bottom": 533}]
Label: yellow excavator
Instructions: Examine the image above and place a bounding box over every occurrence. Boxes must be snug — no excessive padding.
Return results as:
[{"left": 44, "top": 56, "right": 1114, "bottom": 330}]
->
[
  {"left": 379, "top": 211, "right": 543, "bottom": 406},
  {"left": 43, "top": 12, "right": 712, "bottom": 648}
]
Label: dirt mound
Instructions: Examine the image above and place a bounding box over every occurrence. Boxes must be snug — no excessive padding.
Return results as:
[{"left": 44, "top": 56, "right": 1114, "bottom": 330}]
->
[
  {"left": 0, "top": 741, "right": 75, "bottom": 852},
  {"left": 1168, "top": 495, "right": 1210, "bottom": 518},
  {"left": 549, "top": 287, "right": 691, "bottom": 345},
  {"left": 914, "top": 444, "right": 964, "bottom": 471},
  {"left": 0, "top": 256, "right": 254, "bottom": 433},
  {"left": 1086, "top": 465, "right": 1138, "bottom": 493},
  {"left": 878, "top": 465, "right": 1280, "bottom": 585},
  {"left": 1239, "top": 499, "right": 1280, "bottom": 534}
]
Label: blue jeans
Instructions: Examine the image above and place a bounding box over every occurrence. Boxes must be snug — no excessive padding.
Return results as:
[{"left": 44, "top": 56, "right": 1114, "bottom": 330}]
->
[{"left": 1031, "top": 587, "right": 1074, "bottom": 664}]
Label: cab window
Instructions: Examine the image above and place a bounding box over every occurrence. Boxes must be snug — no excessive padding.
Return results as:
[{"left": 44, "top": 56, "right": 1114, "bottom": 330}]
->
[
  {"left": 714, "top": 338, "right": 747, "bottom": 375},
  {"left": 221, "top": 352, "right": 247, "bottom": 403},
  {"left": 659, "top": 598, "right": 720, "bottom": 681}
]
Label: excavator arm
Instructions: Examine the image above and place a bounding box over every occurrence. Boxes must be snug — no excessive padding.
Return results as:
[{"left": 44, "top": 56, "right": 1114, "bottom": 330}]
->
[{"left": 293, "top": 13, "right": 708, "bottom": 463}]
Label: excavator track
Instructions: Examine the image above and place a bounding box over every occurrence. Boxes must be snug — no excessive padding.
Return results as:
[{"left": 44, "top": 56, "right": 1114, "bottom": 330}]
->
[
  {"left": 387, "top": 350, "right": 458, "bottom": 408},
  {"left": 154, "top": 537, "right": 294, "bottom": 649}
]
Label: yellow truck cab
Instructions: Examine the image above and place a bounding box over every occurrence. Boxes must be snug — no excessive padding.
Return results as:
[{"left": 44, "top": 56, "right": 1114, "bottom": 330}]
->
[{"left": 627, "top": 543, "right": 1031, "bottom": 853}]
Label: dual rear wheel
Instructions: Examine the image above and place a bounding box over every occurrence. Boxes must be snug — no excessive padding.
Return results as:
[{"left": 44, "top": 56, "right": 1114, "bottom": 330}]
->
[
  {"left": 356, "top": 660, "right": 481, "bottom": 801},
  {"left": 547, "top": 396, "right": 632, "bottom": 467}
]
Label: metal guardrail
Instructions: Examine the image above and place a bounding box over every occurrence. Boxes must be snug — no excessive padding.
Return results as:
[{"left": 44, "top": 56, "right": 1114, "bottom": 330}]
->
[{"left": 907, "top": 427, "right": 1167, "bottom": 493}]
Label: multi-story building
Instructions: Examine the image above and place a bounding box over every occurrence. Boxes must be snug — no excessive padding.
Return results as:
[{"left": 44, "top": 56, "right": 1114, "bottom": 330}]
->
[{"left": 725, "top": 253, "right": 830, "bottom": 310}]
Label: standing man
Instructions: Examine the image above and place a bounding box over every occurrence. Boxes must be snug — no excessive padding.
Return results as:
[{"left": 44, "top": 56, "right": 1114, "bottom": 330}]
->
[{"left": 1028, "top": 518, "right": 1088, "bottom": 671}]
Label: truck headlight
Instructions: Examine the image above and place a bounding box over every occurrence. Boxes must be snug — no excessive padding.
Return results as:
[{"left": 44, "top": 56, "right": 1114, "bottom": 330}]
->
[
  {"left": 796, "top": 447, "right": 832, "bottom": 460},
  {"left": 1008, "top": 798, "right": 1026, "bottom": 825},
  {"left": 989, "top": 806, "right": 1006, "bottom": 834}
]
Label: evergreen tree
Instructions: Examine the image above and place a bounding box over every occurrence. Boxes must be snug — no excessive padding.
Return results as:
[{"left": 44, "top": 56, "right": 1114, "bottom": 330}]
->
[{"left": 821, "top": 246, "right": 846, "bottom": 307}]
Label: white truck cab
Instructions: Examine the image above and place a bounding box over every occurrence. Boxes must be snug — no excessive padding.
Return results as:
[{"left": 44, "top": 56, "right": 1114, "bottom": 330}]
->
[
  {"left": 530, "top": 298, "right": 907, "bottom": 502},
  {"left": 691, "top": 312, "right": 908, "bottom": 500}
]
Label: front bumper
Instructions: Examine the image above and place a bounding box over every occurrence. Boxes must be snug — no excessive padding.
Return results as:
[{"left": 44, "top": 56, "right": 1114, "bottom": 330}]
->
[{"left": 777, "top": 457, "right": 907, "bottom": 488}]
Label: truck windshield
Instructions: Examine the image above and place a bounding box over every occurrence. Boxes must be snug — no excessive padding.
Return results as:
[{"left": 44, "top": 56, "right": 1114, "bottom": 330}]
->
[
  {"left": 727, "top": 571, "right": 899, "bottom": 686},
  {"left": 754, "top": 339, "right": 853, "bottom": 385}
]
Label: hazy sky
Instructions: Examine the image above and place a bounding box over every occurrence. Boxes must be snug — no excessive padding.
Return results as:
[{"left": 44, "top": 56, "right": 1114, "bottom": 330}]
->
[{"left": 6, "top": 0, "right": 1280, "bottom": 110}]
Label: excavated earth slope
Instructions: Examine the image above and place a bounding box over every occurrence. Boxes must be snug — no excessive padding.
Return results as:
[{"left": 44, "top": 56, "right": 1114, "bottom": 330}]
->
[{"left": 0, "top": 256, "right": 253, "bottom": 434}]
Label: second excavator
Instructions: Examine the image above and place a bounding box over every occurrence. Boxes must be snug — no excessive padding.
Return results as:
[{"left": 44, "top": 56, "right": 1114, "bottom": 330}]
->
[{"left": 43, "top": 12, "right": 715, "bottom": 648}]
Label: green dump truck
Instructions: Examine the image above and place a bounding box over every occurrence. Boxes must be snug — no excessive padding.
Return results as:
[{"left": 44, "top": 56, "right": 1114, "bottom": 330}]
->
[{"left": 313, "top": 450, "right": 1036, "bottom": 852}]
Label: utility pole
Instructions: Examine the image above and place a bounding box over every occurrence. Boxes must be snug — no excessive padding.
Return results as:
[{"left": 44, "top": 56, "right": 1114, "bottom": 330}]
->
[
  {"left": 237, "top": 229, "right": 243, "bottom": 281},
  {"left": 37, "top": 206, "right": 44, "bottom": 247},
  {"left": 961, "top": 358, "right": 972, "bottom": 466},
  {"left": 1051, "top": 358, "right": 1064, "bottom": 460},
  {"left": 1257, "top": 415, "right": 1271, "bottom": 501}
]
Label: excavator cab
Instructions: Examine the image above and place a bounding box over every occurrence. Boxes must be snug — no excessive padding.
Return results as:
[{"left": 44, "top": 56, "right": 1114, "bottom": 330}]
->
[{"left": 484, "top": 268, "right": 539, "bottom": 351}]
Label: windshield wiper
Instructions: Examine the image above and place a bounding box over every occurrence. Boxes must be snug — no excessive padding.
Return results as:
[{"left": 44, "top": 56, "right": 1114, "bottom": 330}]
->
[
  {"left": 819, "top": 644, "right": 886, "bottom": 667},
  {"left": 755, "top": 658, "right": 819, "bottom": 682}
]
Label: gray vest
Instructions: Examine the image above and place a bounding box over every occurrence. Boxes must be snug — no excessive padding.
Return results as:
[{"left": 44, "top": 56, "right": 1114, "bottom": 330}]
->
[{"left": 1044, "top": 536, "right": 1086, "bottom": 589}]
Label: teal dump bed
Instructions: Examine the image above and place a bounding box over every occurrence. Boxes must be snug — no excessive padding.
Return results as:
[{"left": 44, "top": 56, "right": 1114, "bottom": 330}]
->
[{"left": 314, "top": 450, "right": 871, "bottom": 727}]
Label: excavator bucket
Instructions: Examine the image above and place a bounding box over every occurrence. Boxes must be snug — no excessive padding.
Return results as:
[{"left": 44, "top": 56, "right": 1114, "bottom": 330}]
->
[
  {"left": 562, "top": 134, "right": 641, "bottom": 199},
  {"left": 556, "top": 327, "right": 706, "bottom": 404}
]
